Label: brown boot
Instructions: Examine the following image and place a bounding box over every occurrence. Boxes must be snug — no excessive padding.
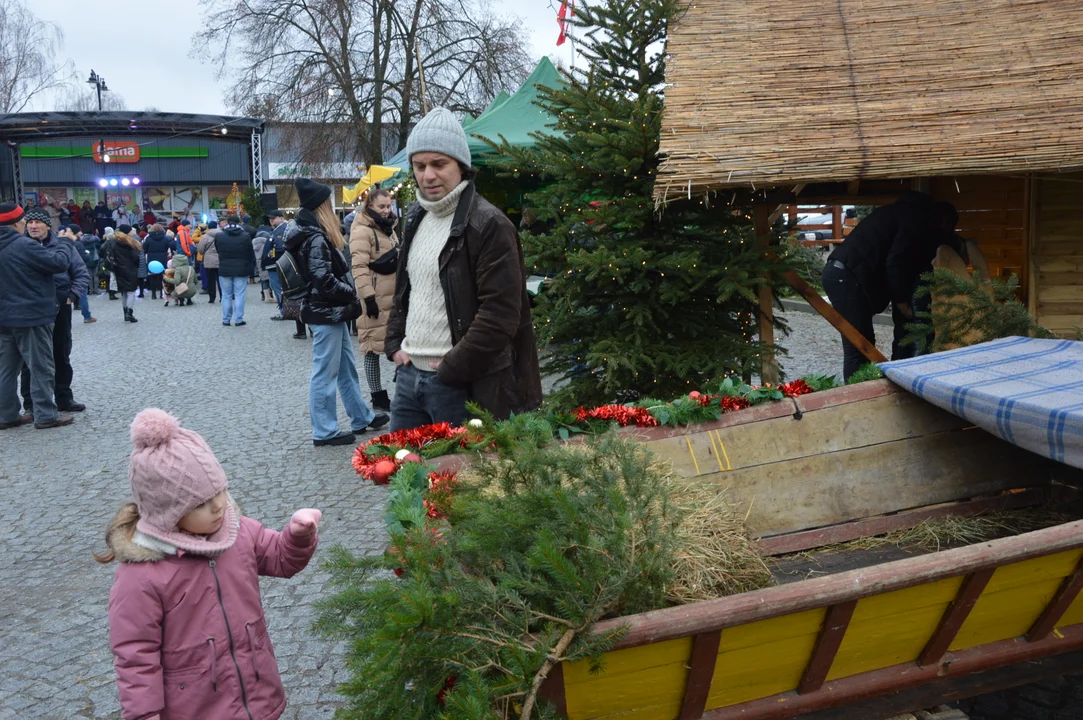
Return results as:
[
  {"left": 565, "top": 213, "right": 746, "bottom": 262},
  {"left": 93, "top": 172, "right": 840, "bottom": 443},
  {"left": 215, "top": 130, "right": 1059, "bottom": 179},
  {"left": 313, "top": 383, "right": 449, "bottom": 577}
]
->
[{"left": 34, "top": 414, "right": 74, "bottom": 429}]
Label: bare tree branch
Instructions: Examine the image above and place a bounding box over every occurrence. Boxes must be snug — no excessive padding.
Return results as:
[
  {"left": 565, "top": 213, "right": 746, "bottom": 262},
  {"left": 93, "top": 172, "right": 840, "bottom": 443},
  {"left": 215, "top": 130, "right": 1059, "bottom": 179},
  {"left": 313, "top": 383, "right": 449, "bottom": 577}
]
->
[
  {"left": 195, "top": 0, "right": 533, "bottom": 165},
  {"left": 0, "top": 0, "right": 73, "bottom": 113}
]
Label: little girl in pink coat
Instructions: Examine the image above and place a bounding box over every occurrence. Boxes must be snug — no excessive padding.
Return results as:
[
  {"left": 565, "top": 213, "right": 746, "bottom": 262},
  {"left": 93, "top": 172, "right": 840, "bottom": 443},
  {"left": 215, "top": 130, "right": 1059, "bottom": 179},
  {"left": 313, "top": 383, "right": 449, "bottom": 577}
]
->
[{"left": 97, "top": 408, "right": 321, "bottom": 720}]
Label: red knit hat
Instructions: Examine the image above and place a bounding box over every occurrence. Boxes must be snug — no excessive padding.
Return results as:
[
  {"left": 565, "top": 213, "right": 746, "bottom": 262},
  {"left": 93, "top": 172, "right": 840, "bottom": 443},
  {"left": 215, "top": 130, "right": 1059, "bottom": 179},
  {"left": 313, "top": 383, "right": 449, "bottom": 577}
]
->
[{"left": 128, "top": 408, "right": 238, "bottom": 554}]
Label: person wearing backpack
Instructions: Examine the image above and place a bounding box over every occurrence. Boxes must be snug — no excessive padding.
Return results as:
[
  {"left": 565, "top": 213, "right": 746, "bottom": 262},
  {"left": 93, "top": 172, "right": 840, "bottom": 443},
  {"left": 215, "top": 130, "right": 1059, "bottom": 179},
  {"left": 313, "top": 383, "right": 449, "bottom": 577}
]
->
[
  {"left": 264, "top": 210, "right": 288, "bottom": 319},
  {"left": 284, "top": 179, "right": 389, "bottom": 446}
]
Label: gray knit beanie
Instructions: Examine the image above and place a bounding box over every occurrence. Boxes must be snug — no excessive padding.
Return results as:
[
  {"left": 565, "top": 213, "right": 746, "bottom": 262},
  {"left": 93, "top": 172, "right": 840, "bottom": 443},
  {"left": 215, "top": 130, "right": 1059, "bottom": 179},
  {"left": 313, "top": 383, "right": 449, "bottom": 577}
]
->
[{"left": 406, "top": 107, "right": 471, "bottom": 168}]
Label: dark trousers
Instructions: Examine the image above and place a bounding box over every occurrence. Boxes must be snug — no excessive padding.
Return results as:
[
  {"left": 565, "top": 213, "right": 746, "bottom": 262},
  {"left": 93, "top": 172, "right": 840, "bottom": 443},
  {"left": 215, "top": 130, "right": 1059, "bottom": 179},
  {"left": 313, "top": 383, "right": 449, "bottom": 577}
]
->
[
  {"left": 822, "top": 263, "right": 877, "bottom": 381},
  {"left": 390, "top": 363, "right": 469, "bottom": 431},
  {"left": 21, "top": 303, "right": 74, "bottom": 409},
  {"left": 205, "top": 268, "right": 219, "bottom": 302},
  {"left": 146, "top": 274, "right": 164, "bottom": 295},
  {"left": 0, "top": 324, "right": 56, "bottom": 423}
]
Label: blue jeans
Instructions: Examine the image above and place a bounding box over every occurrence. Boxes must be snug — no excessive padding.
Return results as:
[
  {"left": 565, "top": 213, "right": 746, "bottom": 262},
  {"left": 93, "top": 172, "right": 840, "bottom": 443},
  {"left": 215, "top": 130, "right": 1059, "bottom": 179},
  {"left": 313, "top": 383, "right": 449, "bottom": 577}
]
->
[
  {"left": 390, "top": 362, "right": 469, "bottom": 431},
  {"left": 78, "top": 292, "right": 92, "bottom": 320},
  {"left": 220, "top": 276, "right": 248, "bottom": 324},
  {"left": 310, "top": 323, "right": 375, "bottom": 440},
  {"left": 267, "top": 269, "right": 283, "bottom": 313}
]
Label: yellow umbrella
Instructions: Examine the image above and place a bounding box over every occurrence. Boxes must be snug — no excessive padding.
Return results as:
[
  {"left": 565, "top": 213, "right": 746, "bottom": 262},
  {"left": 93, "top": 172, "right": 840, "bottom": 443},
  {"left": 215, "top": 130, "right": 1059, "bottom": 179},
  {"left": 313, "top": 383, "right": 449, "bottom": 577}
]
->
[{"left": 343, "top": 165, "right": 401, "bottom": 205}]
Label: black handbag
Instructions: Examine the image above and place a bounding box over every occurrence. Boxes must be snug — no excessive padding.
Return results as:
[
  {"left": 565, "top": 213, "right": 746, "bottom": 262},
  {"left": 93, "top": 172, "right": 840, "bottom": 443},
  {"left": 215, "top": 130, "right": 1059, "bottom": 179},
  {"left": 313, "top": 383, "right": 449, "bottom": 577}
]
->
[
  {"left": 369, "top": 246, "right": 399, "bottom": 275},
  {"left": 275, "top": 248, "right": 309, "bottom": 298}
]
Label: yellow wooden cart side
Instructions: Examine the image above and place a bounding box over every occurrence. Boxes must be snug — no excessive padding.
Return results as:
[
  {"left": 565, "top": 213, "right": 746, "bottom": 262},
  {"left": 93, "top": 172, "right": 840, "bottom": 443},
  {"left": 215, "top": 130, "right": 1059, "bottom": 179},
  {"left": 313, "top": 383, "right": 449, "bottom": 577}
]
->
[
  {"left": 529, "top": 380, "right": 1083, "bottom": 719},
  {"left": 540, "top": 522, "right": 1083, "bottom": 720}
]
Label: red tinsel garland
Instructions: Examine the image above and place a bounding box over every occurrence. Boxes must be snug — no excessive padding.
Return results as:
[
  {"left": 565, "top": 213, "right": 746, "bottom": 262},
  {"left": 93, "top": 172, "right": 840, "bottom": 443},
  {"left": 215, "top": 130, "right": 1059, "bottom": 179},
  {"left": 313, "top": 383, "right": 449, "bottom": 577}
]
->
[
  {"left": 780, "top": 379, "right": 813, "bottom": 398},
  {"left": 574, "top": 404, "right": 660, "bottom": 427}
]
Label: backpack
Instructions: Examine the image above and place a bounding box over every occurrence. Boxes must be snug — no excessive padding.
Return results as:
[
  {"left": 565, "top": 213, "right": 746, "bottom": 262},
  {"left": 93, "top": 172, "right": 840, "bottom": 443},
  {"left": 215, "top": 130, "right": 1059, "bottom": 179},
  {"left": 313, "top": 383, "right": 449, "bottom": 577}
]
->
[{"left": 274, "top": 222, "right": 309, "bottom": 299}]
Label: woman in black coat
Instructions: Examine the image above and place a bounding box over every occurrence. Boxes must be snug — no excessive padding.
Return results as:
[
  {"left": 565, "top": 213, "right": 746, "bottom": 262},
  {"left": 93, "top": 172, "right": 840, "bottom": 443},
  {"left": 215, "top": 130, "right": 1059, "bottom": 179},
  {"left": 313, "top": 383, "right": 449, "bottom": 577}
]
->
[
  {"left": 109, "top": 230, "right": 144, "bottom": 323},
  {"left": 284, "top": 178, "right": 388, "bottom": 446},
  {"left": 142, "top": 224, "right": 176, "bottom": 300}
]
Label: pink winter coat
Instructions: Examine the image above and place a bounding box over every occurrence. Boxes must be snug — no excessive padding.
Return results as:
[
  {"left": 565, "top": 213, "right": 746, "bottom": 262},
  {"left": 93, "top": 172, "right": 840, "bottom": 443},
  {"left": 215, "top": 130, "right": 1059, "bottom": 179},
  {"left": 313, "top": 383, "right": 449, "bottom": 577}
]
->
[{"left": 107, "top": 513, "right": 317, "bottom": 720}]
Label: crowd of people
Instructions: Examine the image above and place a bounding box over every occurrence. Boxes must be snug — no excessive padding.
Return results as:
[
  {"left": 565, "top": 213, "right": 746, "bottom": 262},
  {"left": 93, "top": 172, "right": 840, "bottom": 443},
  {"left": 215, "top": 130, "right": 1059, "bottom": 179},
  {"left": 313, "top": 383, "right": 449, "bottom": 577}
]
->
[{"left": 0, "top": 108, "right": 544, "bottom": 453}]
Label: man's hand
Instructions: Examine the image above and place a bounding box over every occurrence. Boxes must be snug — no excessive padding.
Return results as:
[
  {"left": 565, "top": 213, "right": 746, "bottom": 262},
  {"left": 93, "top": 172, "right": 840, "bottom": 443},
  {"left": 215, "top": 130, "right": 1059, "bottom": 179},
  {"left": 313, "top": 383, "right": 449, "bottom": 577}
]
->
[
  {"left": 392, "top": 350, "right": 411, "bottom": 366},
  {"left": 895, "top": 302, "right": 914, "bottom": 320},
  {"left": 66, "top": 298, "right": 72, "bottom": 305},
  {"left": 429, "top": 360, "right": 440, "bottom": 370}
]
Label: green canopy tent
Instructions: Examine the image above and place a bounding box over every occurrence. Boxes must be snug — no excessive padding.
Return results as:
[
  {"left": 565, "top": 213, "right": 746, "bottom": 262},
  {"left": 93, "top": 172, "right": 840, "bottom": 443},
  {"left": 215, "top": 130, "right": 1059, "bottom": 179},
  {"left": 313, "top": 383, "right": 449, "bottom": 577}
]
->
[{"left": 385, "top": 57, "right": 563, "bottom": 184}]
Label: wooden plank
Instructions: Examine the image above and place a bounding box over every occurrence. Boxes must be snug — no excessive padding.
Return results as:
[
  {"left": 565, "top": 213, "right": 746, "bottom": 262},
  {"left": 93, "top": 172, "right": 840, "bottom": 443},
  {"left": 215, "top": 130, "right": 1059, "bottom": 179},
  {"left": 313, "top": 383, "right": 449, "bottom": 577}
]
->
[
  {"left": 678, "top": 630, "right": 722, "bottom": 719},
  {"left": 784, "top": 269, "right": 888, "bottom": 364},
  {"left": 757, "top": 488, "right": 1049, "bottom": 556},
  {"left": 1025, "top": 175, "right": 1036, "bottom": 315},
  {"left": 1027, "top": 555, "right": 1083, "bottom": 642},
  {"left": 917, "top": 569, "right": 996, "bottom": 666},
  {"left": 754, "top": 205, "right": 778, "bottom": 385},
  {"left": 588, "top": 520, "right": 1083, "bottom": 652},
  {"left": 699, "top": 623, "right": 1083, "bottom": 720},
  {"left": 537, "top": 661, "right": 568, "bottom": 716},
  {"left": 787, "top": 648, "right": 1083, "bottom": 720},
  {"left": 1038, "top": 285, "right": 1083, "bottom": 302},
  {"left": 798, "top": 601, "right": 857, "bottom": 694}
]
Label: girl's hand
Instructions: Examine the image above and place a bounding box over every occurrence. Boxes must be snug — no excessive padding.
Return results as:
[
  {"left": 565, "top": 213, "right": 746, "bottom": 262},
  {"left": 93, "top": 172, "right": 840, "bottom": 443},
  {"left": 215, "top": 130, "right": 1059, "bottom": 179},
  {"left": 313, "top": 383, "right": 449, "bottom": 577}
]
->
[{"left": 288, "top": 508, "right": 322, "bottom": 537}]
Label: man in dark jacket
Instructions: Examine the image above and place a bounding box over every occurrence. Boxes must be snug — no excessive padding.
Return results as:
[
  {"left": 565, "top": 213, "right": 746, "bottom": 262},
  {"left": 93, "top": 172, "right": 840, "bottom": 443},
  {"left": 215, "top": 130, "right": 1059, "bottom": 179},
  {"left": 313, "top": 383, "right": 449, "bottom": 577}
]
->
[
  {"left": 21, "top": 207, "right": 91, "bottom": 415},
  {"left": 93, "top": 200, "right": 112, "bottom": 235},
  {"left": 386, "top": 107, "right": 542, "bottom": 429},
  {"left": 61, "top": 225, "right": 96, "bottom": 322},
  {"left": 265, "top": 210, "right": 288, "bottom": 319},
  {"left": 215, "top": 215, "right": 256, "bottom": 326},
  {"left": 0, "top": 203, "right": 77, "bottom": 429},
  {"left": 822, "top": 192, "right": 946, "bottom": 379}
]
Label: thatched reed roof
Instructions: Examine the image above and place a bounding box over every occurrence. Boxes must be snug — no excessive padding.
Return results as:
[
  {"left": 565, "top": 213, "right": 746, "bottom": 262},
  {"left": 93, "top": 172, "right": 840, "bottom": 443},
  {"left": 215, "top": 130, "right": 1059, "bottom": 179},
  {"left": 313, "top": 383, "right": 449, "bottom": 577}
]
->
[{"left": 656, "top": 0, "right": 1083, "bottom": 201}]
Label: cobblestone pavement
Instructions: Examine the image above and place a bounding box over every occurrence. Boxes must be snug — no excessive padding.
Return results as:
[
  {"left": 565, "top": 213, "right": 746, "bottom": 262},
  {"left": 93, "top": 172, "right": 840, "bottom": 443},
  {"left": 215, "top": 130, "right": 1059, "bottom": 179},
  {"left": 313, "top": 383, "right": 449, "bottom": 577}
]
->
[
  {"left": 0, "top": 289, "right": 397, "bottom": 719},
  {"left": 0, "top": 287, "right": 892, "bottom": 719}
]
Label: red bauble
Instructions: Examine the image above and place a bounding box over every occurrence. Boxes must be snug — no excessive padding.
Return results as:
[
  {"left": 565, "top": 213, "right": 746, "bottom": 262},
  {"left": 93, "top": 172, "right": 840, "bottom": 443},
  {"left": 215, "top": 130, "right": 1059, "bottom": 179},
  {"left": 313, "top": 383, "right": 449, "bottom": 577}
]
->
[
  {"left": 372, "top": 460, "right": 397, "bottom": 485},
  {"left": 689, "top": 391, "right": 702, "bottom": 400},
  {"left": 403, "top": 452, "right": 423, "bottom": 464},
  {"left": 393, "top": 567, "right": 404, "bottom": 577}
]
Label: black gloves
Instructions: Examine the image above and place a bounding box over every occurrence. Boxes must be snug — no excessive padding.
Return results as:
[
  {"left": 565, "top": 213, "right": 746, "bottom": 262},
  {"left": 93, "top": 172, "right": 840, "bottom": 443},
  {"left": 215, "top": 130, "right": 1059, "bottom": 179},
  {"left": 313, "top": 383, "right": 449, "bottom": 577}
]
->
[{"left": 364, "top": 295, "right": 379, "bottom": 319}]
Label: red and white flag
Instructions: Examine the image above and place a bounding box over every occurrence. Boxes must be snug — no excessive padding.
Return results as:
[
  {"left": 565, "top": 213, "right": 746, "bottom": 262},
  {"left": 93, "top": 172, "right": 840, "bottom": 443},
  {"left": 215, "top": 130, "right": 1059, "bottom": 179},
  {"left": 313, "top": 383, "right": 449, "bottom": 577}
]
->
[{"left": 556, "top": 0, "right": 574, "bottom": 46}]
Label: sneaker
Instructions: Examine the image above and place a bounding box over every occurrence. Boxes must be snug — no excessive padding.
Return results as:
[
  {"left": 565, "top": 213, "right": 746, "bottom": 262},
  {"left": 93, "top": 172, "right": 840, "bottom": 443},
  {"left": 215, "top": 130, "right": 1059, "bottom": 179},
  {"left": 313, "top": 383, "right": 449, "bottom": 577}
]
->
[
  {"left": 270, "top": 315, "right": 284, "bottom": 321},
  {"left": 34, "top": 414, "right": 74, "bottom": 429},
  {"left": 57, "top": 402, "right": 86, "bottom": 412},
  {"left": 222, "top": 322, "right": 231, "bottom": 326},
  {"left": 313, "top": 432, "right": 356, "bottom": 447},
  {"left": 293, "top": 332, "right": 307, "bottom": 339},
  {"left": 0, "top": 414, "right": 33, "bottom": 430},
  {"left": 235, "top": 321, "right": 247, "bottom": 327},
  {"left": 83, "top": 317, "right": 97, "bottom": 323}
]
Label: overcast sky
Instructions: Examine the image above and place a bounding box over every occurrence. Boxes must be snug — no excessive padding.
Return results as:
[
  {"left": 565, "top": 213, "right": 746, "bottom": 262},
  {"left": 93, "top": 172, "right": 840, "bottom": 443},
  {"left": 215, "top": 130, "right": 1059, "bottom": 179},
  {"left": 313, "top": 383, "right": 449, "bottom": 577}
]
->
[{"left": 31, "top": 0, "right": 574, "bottom": 115}]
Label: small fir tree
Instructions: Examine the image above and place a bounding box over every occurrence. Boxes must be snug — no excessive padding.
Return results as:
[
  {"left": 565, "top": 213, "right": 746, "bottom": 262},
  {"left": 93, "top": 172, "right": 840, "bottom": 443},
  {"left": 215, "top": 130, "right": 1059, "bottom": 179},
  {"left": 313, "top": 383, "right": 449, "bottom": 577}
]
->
[{"left": 496, "top": 0, "right": 781, "bottom": 407}]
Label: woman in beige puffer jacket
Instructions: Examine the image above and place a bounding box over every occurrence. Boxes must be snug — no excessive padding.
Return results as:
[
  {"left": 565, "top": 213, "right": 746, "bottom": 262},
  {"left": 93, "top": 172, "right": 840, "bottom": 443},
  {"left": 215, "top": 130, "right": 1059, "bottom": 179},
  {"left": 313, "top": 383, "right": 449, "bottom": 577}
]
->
[{"left": 350, "top": 189, "right": 399, "bottom": 411}]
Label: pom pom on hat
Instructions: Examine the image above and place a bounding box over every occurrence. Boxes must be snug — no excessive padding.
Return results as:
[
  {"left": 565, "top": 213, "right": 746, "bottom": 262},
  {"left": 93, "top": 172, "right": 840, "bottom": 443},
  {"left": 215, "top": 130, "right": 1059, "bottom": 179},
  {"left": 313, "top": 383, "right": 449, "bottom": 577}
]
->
[{"left": 130, "top": 408, "right": 180, "bottom": 449}]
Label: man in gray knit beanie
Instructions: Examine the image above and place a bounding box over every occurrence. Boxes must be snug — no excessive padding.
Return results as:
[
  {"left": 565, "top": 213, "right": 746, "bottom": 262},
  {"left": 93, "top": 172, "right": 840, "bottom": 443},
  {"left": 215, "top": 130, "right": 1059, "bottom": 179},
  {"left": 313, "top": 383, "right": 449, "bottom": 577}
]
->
[{"left": 385, "top": 107, "right": 542, "bottom": 429}]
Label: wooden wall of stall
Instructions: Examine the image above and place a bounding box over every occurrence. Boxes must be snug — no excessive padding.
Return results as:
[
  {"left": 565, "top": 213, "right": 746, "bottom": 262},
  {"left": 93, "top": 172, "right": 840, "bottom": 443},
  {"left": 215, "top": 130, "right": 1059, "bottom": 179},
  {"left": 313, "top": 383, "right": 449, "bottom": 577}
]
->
[
  {"left": 929, "top": 175, "right": 1026, "bottom": 293},
  {"left": 1031, "top": 174, "right": 1083, "bottom": 337}
]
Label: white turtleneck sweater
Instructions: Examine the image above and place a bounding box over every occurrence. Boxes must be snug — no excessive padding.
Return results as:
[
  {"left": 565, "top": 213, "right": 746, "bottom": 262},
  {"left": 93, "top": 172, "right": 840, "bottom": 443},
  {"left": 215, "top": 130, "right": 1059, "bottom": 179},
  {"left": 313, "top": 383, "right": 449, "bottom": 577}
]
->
[{"left": 401, "top": 181, "right": 469, "bottom": 371}]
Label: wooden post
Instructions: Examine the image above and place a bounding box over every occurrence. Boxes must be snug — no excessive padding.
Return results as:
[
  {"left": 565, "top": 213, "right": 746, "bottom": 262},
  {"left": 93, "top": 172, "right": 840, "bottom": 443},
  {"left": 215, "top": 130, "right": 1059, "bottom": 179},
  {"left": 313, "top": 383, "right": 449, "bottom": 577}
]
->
[
  {"left": 785, "top": 270, "right": 887, "bottom": 364},
  {"left": 754, "top": 206, "right": 779, "bottom": 385},
  {"left": 1025, "top": 175, "right": 1039, "bottom": 319},
  {"left": 831, "top": 205, "right": 842, "bottom": 241}
]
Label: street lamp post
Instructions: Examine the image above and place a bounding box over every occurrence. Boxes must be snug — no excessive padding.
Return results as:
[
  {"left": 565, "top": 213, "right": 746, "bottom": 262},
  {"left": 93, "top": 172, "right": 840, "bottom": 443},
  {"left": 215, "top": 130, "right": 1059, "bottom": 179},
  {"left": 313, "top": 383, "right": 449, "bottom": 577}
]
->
[{"left": 86, "top": 70, "right": 109, "bottom": 112}]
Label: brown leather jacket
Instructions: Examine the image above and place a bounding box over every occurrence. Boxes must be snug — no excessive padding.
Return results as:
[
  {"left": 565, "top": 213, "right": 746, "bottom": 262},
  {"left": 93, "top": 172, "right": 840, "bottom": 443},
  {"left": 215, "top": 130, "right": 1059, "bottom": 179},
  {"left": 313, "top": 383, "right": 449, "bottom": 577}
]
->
[{"left": 386, "top": 183, "right": 542, "bottom": 419}]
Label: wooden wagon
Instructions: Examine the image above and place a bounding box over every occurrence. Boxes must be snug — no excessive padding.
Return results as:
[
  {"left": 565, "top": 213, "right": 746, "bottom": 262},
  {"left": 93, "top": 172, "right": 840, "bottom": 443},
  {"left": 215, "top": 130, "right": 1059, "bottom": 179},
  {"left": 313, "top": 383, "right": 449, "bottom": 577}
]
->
[{"left": 532, "top": 380, "right": 1083, "bottom": 719}]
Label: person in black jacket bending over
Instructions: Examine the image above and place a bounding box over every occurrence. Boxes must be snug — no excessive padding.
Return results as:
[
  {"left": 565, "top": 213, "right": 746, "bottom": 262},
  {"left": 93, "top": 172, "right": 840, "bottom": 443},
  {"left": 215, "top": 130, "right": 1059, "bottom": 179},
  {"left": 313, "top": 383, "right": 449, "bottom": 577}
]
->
[
  {"left": 822, "top": 192, "right": 955, "bottom": 380},
  {"left": 215, "top": 215, "right": 256, "bottom": 326}
]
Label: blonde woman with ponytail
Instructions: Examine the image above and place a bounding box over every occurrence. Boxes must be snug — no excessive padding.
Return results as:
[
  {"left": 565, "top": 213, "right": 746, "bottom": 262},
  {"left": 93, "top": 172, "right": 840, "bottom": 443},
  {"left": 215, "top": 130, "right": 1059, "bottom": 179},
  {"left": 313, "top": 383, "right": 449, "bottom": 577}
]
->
[{"left": 285, "top": 179, "right": 390, "bottom": 446}]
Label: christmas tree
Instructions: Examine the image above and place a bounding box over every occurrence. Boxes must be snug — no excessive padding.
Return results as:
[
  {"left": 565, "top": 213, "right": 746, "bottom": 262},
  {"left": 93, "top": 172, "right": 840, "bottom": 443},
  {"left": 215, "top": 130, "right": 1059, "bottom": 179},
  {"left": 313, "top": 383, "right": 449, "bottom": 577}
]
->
[{"left": 496, "top": 0, "right": 781, "bottom": 407}]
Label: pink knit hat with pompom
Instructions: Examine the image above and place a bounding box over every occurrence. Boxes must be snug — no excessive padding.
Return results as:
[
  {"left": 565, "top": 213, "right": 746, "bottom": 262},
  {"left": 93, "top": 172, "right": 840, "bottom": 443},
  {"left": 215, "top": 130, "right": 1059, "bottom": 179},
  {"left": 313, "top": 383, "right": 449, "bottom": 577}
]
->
[{"left": 129, "top": 408, "right": 238, "bottom": 554}]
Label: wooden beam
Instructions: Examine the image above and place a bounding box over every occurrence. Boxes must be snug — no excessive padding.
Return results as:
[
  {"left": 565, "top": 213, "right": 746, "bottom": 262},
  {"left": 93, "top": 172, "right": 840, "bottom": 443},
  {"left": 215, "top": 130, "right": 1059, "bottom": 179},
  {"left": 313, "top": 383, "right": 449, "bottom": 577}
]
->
[
  {"left": 1027, "top": 554, "right": 1083, "bottom": 642},
  {"left": 784, "top": 270, "right": 888, "bottom": 364},
  {"left": 678, "top": 630, "right": 723, "bottom": 720},
  {"left": 831, "top": 205, "right": 843, "bottom": 240},
  {"left": 754, "top": 206, "right": 779, "bottom": 384},
  {"left": 846, "top": 180, "right": 860, "bottom": 195},
  {"left": 1026, "top": 175, "right": 1039, "bottom": 318},
  {"left": 701, "top": 622, "right": 1083, "bottom": 720},
  {"left": 536, "top": 661, "right": 568, "bottom": 716},
  {"left": 758, "top": 488, "right": 1049, "bottom": 556},
  {"left": 918, "top": 568, "right": 996, "bottom": 666},
  {"left": 798, "top": 601, "right": 858, "bottom": 694},
  {"left": 589, "top": 519, "right": 1083, "bottom": 651}
]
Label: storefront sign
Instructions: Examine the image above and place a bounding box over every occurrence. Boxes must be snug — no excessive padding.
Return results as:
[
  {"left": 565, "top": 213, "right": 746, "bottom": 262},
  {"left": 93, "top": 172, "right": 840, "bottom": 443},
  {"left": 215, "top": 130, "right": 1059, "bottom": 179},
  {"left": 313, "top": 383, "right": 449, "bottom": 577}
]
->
[
  {"left": 93, "top": 142, "right": 141, "bottom": 163},
  {"left": 268, "top": 162, "right": 364, "bottom": 180}
]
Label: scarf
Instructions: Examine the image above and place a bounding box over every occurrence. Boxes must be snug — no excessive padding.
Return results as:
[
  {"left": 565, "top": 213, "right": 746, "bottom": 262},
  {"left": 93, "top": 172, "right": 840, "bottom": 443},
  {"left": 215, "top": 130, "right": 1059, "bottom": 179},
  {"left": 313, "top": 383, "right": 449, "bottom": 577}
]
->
[{"left": 367, "top": 208, "right": 396, "bottom": 237}]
